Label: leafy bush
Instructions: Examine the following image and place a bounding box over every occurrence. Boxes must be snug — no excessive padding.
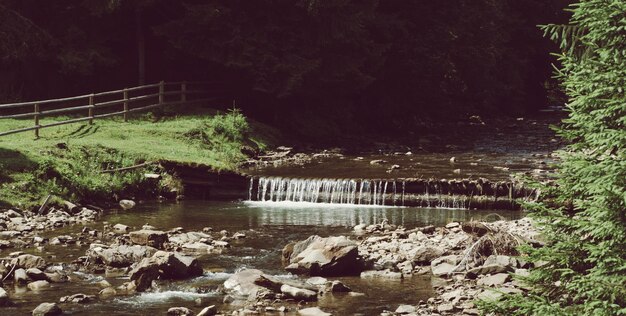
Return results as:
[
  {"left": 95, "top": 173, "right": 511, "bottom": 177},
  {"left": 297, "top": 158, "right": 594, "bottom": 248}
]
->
[{"left": 480, "top": 1, "right": 626, "bottom": 315}]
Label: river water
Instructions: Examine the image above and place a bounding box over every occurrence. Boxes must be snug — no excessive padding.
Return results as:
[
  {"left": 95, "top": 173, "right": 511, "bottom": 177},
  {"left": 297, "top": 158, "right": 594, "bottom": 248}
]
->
[{"left": 3, "top": 200, "right": 521, "bottom": 315}]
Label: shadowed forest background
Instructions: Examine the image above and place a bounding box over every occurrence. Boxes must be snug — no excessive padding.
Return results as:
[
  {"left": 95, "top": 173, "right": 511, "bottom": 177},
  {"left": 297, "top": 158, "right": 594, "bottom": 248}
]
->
[{"left": 1, "top": 0, "right": 569, "bottom": 139}]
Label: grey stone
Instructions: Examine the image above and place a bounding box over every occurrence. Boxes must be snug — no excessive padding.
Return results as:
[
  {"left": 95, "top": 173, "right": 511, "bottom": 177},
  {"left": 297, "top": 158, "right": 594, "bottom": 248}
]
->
[
  {"left": 129, "top": 251, "right": 203, "bottom": 292},
  {"left": 27, "top": 280, "right": 50, "bottom": 291},
  {"left": 478, "top": 273, "right": 511, "bottom": 286},
  {"left": 413, "top": 246, "right": 445, "bottom": 265},
  {"left": 14, "top": 268, "right": 28, "bottom": 284},
  {"left": 298, "top": 307, "right": 332, "bottom": 316},
  {"left": 197, "top": 305, "right": 217, "bottom": 316},
  {"left": 223, "top": 269, "right": 265, "bottom": 298},
  {"left": 395, "top": 305, "right": 416, "bottom": 314},
  {"left": 119, "top": 200, "right": 136, "bottom": 210},
  {"left": 167, "top": 307, "right": 193, "bottom": 316},
  {"left": 360, "top": 270, "right": 403, "bottom": 279},
  {"left": 285, "top": 235, "right": 360, "bottom": 276},
  {"left": 0, "top": 287, "right": 10, "bottom": 306},
  {"left": 280, "top": 284, "right": 317, "bottom": 301},
  {"left": 431, "top": 255, "right": 459, "bottom": 277},
  {"left": 26, "top": 268, "right": 47, "bottom": 281},
  {"left": 466, "top": 264, "right": 511, "bottom": 278},
  {"left": 11, "top": 254, "right": 47, "bottom": 270},
  {"left": 32, "top": 302, "right": 62, "bottom": 316},
  {"left": 129, "top": 230, "right": 168, "bottom": 249}
]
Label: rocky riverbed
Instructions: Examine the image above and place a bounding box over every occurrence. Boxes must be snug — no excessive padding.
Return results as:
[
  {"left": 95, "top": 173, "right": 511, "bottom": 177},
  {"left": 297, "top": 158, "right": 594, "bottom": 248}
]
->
[{"left": 0, "top": 199, "right": 540, "bottom": 315}]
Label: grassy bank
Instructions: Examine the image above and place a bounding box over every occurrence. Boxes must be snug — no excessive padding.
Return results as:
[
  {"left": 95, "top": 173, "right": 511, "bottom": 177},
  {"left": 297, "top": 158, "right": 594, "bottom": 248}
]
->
[{"left": 0, "top": 109, "right": 278, "bottom": 209}]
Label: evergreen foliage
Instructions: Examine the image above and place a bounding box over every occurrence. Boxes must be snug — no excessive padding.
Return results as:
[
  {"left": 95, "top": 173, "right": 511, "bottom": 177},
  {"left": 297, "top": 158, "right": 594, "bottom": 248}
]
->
[{"left": 480, "top": 1, "right": 626, "bottom": 315}]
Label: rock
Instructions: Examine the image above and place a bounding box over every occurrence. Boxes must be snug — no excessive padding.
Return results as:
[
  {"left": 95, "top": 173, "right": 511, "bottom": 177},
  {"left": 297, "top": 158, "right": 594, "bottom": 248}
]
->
[
  {"left": 465, "top": 264, "right": 510, "bottom": 278},
  {"left": 477, "top": 289, "right": 503, "bottom": 301},
  {"left": 14, "top": 268, "right": 28, "bottom": 284},
  {"left": 437, "top": 303, "right": 455, "bottom": 313},
  {"left": 0, "top": 287, "right": 10, "bottom": 306},
  {"left": 11, "top": 254, "right": 47, "bottom": 269},
  {"left": 477, "top": 273, "right": 511, "bottom": 286},
  {"left": 223, "top": 269, "right": 265, "bottom": 298},
  {"left": 280, "top": 284, "right": 317, "bottom": 301},
  {"left": 328, "top": 280, "right": 351, "bottom": 292},
  {"left": 45, "top": 272, "right": 68, "bottom": 283},
  {"left": 113, "top": 223, "right": 130, "bottom": 233},
  {"left": 306, "top": 276, "right": 328, "bottom": 287},
  {"left": 167, "top": 307, "right": 193, "bottom": 316},
  {"left": 32, "top": 302, "right": 62, "bottom": 316},
  {"left": 197, "top": 305, "right": 217, "bottom": 316},
  {"left": 461, "top": 222, "right": 492, "bottom": 236},
  {"left": 27, "top": 280, "right": 50, "bottom": 291},
  {"left": 413, "top": 246, "right": 445, "bottom": 265},
  {"left": 129, "top": 251, "right": 203, "bottom": 292},
  {"left": 298, "top": 307, "right": 332, "bottom": 316},
  {"left": 86, "top": 244, "right": 158, "bottom": 267},
  {"left": 431, "top": 255, "right": 459, "bottom": 277},
  {"left": 445, "top": 222, "right": 460, "bottom": 229},
  {"left": 395, "top": 305, "right": 416, "bottom": 314},
  {"left": 484, "top": 255, "right": 518, "bottom": 269},
  {"left": 26, "top": 268, "right": 48, "bottom": 281},
  {"left": 182, "top": 242, "right": 214, "bottom": 252},
  {"left": 233, "top": 232, "right": 246, "bottom": 239},
  {"left": 59, "top": 293, "right": 95, "bottom": 303},
  {"left": 360, "top": 270, "right": 403, "bottom": 280},
  {"left": 370, "top": 159, "right": 386, "bottom": 165},
  {"left": 450, "top": 157, "right": 456, "bottom": 163},
  {"left": 285, "top": 235, "right": 360, "bottom": 276},
  {"left": 119, "top": 199, "right": 136, "bottom": 210},
  {"left": 129, "top": 230, "right": 168, "bottom": 249},
  {"left": 99, "top": 287, "right": 117, "bottom": 297}
]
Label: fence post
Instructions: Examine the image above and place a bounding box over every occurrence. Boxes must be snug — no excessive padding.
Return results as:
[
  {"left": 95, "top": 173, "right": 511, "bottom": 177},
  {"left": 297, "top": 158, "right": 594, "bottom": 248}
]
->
[
  {"left": 181, "top": 82, "right": 187, "bottom": 103},
  {"left": 88, "top": 94, "right": 94, "bottom": 125},
  {"left": 159, "top": 81, "right": 165, "bottom": 106},
  {"left": 123, "top": 88, "right": 129, "bottom": 122},
  {"left": 34, "top": 103, "right": 40, "bottom": 138}
]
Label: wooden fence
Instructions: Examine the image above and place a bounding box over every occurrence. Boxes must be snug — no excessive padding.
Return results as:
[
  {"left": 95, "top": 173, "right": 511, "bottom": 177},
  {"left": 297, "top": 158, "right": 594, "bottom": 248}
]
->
[{"left": 0, "top": 81, "right": 216, "bottom": 138}]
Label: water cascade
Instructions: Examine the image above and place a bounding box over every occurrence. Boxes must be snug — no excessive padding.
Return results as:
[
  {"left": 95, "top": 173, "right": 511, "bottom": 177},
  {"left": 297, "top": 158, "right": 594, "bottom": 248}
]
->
[{"left": 247, "top": 177, "right": 536, "bottom": 209}]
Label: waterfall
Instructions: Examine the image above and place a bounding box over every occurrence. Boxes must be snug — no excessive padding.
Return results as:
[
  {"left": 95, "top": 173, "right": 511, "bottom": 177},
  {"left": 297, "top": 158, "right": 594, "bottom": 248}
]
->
[{"left": 248, "top": 177, "right": 403, "bottom": 206}]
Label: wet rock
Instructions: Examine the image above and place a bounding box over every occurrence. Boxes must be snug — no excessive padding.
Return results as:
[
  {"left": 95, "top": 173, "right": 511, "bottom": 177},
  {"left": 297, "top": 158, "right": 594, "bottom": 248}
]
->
[
  {"left": 32, "top": 302, "right": 62, "bottom": 316},
  {"left": 14, "top": 268, "right": 28, "bottom": 284},
  {"left": 98, "top": 287, "right": 117, "bottom": 297},
  {"left": 280, "top": 284, "right": 317, "bottom": 301},
  {"left": 437, "top": 303, "right": 455, "bottom": 313},
  {"left": 370, "top": 159, "right": 386, "bottom": 165},
  {"left": 0, "top": 287, "right": 10, "bottom": 306},
  {"left": 59, "top": 293, "right": 95, "bottom": 303},
  {"left": 129, "top": 251, "right": 203, "bottom": 291},
  {"left": 197, "top": 305, "right": 217, "bottom": 316},
  {"left": 167, "top": 307, "right": 194, "bottom": 316},
  {"left": 129, "top": 229, "right": 168, "bottom": 249},
  {"left": 113, "top": 223, "right": 130, "bottom": 233},
  {"left": 45, "top": 272, "right": 68, "bottom": 283},
  {"left": 87, "top": 244, "right": 157, "bottom": 267},
  {"left": 27, "top": 280, "right": 50, "bottom": 291},
  {"left": 360, "top": 270, "right": 403, "bottom": 280},
  {"left": 285, "top": 236, "right": 360, "bottom": 276},
  {"left": 413, "top": 246, "right": 445, "bottom": 265},
  {"left": 11, "top": 254, "right": 47, "bottom": 270},
  {"left": 395, "top": 305, "right": 416, "bottom": 314},
  {"left": 182, "top": 242, "right": 214, "bottom": 253},
  {"left": 328, "top": 280, "right": 351, "bottom": 292},
  {"left": 478, "top": 273, "right": 511, "bottom": 286},
  {"left": 431, "top": 255, "right": 459, "bottom": 277},
  {"left": 26, "top": 268, "right": 47, "bottom": 281},
  {"left": 306, "top": 276, "right": 328, "bottom": 287},
  {"left": 223, "top": 269, "right": 265, "bottom": 298},
  {"left": 298, "top": 307, "right": 332, "bottom": 316},
  {"left": 461, "top": 222, "right": 492, "bottom": 236},
  {"left": 119, "top": 200, "right": 136, "bottom": 210}
]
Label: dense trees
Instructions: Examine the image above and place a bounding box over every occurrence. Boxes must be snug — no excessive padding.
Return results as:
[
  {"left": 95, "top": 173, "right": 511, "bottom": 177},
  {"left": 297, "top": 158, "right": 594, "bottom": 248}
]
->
[
  {"left": 0, "top": 0, "right": 569, "bottom": 136},
  {"left": 481, "top": 1, "right": 626, "bottom": 314}
]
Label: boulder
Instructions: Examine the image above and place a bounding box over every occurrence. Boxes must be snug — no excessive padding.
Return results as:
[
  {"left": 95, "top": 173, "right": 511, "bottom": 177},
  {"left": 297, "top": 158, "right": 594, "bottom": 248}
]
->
[
  {"left": 113, "top": 223, "right": 130, "bottom": 233},
  {"left": 129, "top": 230, "right": 168, "bottom": 249},
  {"left": 461, "top": 222, "right": 492, "bottom": 236},
  {"left": 477, "top": 273, "right": 511, "bottom": 286},
  {"left": 280, "top": 284, "right": 317, "bottom": 301},
  {"left": 119, "top": 200, "right": 136, "bottom": 210},
  {"left": 298, "top": 307, "right": 332, "bottom": 316},
  {"left": 328, "top": 280, "right": 351, "bottom": 292},
  {"left": 360, "top": 270, "right": 403, "bottom": 279},
  {"left": 466, "top": 264, "right": 511, "bottom": 279},
  {"left": 26, "top": 268, "right": 48, "bottom": 281},
  {"left": 223, "top": 269, "right": 265, "bottom": 298},
  {"left": 431, "top": 255, "right": 459, "bottom": 277},
  {"left": 11, "top": 254, "right": 47, "bottom": 270},
  {"left": 86, "top": 244, "right": 157, "bottom": 267},
  {"left": 129, "top": 251, "right": 203, "bottom": 292},
  {"left": 32, "top": 302, "right": 62, "bottom": 316},
  {"left": 27, "top": 280, "right": 50, "bottom": 291},
  {"left": 167, "top": 307, "right": 193, "bottom": 316},
  {"left": 484, "top": 255, "right": 518, "bottom": 269},
  {"left": 14, "top": 268, "right": 28, "bottom": 284},
  {"left": 412, "top": 246, "right": 444, "bottom": 265},
  {"left": 284, "top": 236, "right": 361, "bottom": 276}
]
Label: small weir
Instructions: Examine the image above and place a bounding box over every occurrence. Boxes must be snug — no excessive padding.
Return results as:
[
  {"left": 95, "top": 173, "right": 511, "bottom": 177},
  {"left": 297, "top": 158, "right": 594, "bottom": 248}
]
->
[{"left": 248, "top": 176, "right": 537, "bottom": 210}]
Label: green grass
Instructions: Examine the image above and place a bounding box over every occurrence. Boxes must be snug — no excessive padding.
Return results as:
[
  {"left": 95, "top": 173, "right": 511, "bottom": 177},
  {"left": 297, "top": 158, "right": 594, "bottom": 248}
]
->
[{"left": 0, "top": 109, "right": 278, "bottom": 208}]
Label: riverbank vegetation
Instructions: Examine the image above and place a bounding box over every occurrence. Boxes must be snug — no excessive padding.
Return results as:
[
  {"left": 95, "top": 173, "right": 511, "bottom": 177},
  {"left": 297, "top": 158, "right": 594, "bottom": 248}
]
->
[
  {"left": 480, "top": 1, "right": 626, "bottom": 315},
  {"left": 0, "top": 109, "right": 276, "bottom": 208}
]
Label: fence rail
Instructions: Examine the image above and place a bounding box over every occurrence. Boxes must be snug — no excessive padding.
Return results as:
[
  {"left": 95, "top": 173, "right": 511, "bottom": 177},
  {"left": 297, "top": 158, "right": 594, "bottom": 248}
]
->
[{"left": 0, "top": 81, "right": 218, "bottom": 138}]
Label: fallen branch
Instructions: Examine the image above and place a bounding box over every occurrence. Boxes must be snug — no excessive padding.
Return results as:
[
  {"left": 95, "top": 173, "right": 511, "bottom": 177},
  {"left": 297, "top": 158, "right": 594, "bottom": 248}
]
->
[
  {"left": 100, "top": 161, "right": 155, "bottom": 174},
  {"left": 37, "top": 194, "right": 52, "bottom": 215}
]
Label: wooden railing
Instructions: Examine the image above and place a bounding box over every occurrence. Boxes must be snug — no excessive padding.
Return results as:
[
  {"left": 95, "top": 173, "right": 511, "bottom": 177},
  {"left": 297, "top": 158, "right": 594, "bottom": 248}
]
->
[{"left": 0, "top": 81, "right": 216, "bottom": 138}]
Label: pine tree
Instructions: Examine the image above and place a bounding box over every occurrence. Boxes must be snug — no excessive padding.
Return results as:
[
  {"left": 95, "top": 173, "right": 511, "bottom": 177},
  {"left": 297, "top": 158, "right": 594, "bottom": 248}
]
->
[{"left": 480, "top": 1, "right": 626, "bottom": 315}]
